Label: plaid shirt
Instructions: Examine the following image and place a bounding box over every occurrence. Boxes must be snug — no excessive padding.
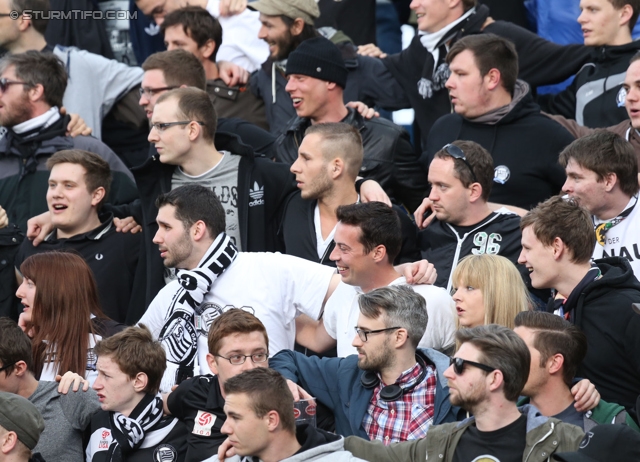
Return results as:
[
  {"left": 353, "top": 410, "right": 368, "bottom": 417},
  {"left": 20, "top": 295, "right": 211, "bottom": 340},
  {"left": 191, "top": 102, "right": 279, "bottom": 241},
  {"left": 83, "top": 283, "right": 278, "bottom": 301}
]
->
[{"left": 362, "top": 361, "right": 437, "bottom": 444}]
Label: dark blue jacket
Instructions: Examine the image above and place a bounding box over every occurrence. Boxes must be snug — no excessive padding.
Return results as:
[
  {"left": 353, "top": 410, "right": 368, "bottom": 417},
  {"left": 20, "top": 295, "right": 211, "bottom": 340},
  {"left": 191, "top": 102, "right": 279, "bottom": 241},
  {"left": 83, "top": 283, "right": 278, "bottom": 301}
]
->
[{"left": 270, "top": 348, "right": 459, "bottom": 439}]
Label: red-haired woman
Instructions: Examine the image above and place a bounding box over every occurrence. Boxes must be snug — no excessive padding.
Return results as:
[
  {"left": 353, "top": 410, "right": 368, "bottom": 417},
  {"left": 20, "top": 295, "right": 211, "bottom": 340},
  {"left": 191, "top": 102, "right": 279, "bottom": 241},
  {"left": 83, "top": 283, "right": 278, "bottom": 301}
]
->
[{"left": 15, "top": 251, "right": 124, "bottom": 384}]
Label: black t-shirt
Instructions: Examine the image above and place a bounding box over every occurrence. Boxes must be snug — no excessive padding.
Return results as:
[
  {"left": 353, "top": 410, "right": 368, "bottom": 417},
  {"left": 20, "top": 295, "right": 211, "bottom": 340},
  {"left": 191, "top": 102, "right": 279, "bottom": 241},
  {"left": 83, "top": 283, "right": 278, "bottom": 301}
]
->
[
  {"left": 453, "top": 414, "right": 527, "bottom": 462},
  {"left": 553, "top": 402, "right": 585, "bottom": 430},
  {"left": 167, "top": 374, "right": 227, "bottom": 461}
]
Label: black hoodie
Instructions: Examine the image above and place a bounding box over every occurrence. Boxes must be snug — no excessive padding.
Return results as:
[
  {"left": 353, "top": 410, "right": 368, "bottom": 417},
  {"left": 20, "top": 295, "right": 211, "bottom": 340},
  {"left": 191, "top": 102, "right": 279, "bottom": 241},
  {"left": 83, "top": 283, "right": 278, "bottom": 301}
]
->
[
  {"left": 552, "top": 257, "right": 640, "bottom": 413},
  {"left": 423, "top": 82, "right": 574, "bottom": 210}
]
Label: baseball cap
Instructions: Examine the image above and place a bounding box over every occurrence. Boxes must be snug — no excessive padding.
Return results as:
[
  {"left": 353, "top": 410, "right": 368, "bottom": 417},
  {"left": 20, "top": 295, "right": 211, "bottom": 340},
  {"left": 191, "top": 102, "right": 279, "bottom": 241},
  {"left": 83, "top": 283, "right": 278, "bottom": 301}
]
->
[
  {"left": 248, "top": 0, "right": 320, "bottom": 26},
  {"left": 0, "top": 392, "right": 45, "bottom": 450},
  {"left": 553, "top": 424, "right": 640, "bottom": 462}
]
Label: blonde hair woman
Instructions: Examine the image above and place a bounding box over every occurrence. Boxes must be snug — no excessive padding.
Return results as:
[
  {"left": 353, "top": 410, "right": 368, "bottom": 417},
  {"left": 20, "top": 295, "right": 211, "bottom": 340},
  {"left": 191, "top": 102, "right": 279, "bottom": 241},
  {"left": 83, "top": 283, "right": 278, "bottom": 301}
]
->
[{"left": 451, "top": 254, "right": 531, "bottom": 329}]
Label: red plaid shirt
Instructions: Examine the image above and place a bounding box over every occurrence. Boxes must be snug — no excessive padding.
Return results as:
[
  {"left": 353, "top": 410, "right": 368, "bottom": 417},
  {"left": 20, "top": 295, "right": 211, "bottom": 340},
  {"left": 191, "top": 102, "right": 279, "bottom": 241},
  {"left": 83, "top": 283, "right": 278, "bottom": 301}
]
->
[{"left": 362, "top": 361, "right": 437, "bottom": 444}]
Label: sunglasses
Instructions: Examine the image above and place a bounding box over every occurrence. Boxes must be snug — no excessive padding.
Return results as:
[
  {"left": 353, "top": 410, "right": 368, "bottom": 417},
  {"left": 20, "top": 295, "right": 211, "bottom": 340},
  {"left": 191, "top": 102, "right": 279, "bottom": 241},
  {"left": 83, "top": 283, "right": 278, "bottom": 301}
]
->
[
  {"left": 0, "top": 77, "right": 28, "bottom": 93},
  {"left": 449, "top": 357, "right": 496, "bottom": 375},
  {"left": 0, "top": 361, "right": 16, "bottom": 374},
  {"left": 443, "top": 143, "right": 478, "bottom": 183}
]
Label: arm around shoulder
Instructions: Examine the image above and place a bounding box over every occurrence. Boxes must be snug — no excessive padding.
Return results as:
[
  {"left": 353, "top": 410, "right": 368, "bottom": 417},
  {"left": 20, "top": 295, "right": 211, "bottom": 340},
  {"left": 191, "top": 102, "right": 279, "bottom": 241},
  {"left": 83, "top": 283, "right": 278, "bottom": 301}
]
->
[{"left": 344, "top": 435, "right": 427, "bottom": 462}]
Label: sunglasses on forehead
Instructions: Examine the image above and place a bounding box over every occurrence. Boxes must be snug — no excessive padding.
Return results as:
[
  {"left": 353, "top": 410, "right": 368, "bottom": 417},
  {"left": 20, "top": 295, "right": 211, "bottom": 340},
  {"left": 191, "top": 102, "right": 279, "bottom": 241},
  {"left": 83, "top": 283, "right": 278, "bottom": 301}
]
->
[
  {"left": 443, "top": 143, "right": 478, "bottom": 183},
  {"left": 449, "top": 357, "right": 496, "bottom": 375}
]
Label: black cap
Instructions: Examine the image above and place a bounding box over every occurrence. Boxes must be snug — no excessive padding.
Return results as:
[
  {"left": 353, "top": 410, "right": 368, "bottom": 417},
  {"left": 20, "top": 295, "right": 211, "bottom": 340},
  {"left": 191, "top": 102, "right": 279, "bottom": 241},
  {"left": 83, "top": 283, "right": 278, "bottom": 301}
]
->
[{"left": 285, "top": 37, "right": 348, "bottom": 88}]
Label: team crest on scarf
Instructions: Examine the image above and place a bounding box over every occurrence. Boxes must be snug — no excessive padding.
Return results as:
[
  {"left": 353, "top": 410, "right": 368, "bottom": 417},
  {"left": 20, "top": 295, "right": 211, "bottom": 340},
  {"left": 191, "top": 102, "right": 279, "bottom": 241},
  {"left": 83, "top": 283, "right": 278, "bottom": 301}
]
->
[{"left": 417, "top": 63, "right": 450, "bottom": 99}]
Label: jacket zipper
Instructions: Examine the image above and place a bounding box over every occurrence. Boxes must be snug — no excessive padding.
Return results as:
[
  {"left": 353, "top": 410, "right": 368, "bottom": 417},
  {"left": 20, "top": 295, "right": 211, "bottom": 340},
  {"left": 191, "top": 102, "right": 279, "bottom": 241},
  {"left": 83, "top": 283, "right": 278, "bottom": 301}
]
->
[{"left": 524, "top": 422, "right": 554, "bottom": 462}]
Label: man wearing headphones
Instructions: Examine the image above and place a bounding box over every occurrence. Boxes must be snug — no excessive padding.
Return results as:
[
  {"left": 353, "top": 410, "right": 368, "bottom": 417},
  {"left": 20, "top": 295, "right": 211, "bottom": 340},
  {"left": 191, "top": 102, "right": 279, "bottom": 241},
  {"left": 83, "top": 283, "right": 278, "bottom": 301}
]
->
[{"left": 269, "top": 285, "right": 460, "bottom": 443}]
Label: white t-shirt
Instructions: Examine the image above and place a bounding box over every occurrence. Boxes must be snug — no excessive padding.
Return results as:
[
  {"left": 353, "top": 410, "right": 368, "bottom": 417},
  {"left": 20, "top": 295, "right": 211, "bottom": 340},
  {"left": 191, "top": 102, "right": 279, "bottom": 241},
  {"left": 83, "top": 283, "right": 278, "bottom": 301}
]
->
[
  {"left": 323, "top": 277, "right": 457, "bottom": 357},
  {"left": 314, "top": 204, "right": 337, "bottom": 260},
  {"left": 140, "top": 252, "right": 335, "bottom": 379},
  {"left": 592, "top": 196, "right": 640, "bottom": 277},
  {"left": 206, "top": 0, "right": 269, "bottom": 73}
]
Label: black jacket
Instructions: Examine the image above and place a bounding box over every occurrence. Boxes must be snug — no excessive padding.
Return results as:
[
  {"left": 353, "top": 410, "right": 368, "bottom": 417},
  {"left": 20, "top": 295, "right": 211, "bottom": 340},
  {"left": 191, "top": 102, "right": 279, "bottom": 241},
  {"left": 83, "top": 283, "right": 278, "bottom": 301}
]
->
[
  {"left": 275, "top": 108, "right": 427, "bottom": 211},
  {"left": 553, "top": 257, "right": 640, "bottom": 412},
  {"left": 116, "top": 131, "right": 296, "bottom": 316},
  {"left": 418, "top": 210, "right": 523, "bottom": 292},
  {"left": 280, "top": 192, "right": 421, "bottom": 266},
  {"left": 539, "top": 41, "right": 640, "bottom": 128},
  {"left": 382, "top": 4, "right": 592, "bottom": 149},
  {"left": 250, "top": 33, "right": 409, "bottom": 135},
  {"left": 424, "top": 83, "right": 574, "bottom": 210}
]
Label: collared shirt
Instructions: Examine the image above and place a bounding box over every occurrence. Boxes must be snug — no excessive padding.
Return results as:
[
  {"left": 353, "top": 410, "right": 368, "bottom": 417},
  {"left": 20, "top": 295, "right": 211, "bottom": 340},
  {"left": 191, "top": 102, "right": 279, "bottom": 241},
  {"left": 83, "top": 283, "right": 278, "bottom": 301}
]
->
[{"left": 362, "top": 361, "right": 437, "bottom": 444}]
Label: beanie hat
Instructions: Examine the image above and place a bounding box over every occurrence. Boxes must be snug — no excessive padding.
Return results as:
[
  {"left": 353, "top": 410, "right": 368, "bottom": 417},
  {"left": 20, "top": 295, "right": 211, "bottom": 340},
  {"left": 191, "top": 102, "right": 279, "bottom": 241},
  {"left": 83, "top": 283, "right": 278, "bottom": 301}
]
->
[
  {"left": 285, "top": 37, "right": 348, "bottom": 89},
  {"left": 0, "top": 391, "right": 45, "bottom": 450}
]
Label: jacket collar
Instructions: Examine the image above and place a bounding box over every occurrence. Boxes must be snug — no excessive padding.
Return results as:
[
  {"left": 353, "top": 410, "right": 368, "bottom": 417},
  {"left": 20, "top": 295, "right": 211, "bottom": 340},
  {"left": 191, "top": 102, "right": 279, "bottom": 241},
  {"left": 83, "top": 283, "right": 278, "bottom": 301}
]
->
[{"left": 45, "top": 212, "right": 114, "bottom": 243}]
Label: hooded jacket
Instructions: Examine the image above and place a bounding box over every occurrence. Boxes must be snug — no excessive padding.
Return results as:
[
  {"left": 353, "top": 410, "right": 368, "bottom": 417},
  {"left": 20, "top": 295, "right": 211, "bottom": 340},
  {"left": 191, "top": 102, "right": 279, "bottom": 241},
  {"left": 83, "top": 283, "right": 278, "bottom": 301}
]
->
[
  {"left": 539, "top": 41, "right": 640, "bottom": 128},
  {"left": 343, "top": 405, "right": 584, "bottom": 462},
  {"left": 250, "top": 29, "right": 409, "bottom": 135},
  {"left": 383, "top": 4, "right": 592, "bottom": 149},
  {"left": 0, "top": 115, "right": 138, "bottom": 232},
  {"left": 238, "top": 425, "right": 367, "bottom": 462},
  {"left": 552, "top": 257, "right": 640, "bottom": 412},
  {"left": 275, "top": 108, "right": 427, "bottom": 211},
  {"left": 269, "top": 348, "right": 460, "bottom": 440},
  {"left": 118, "top": 131, "right": 296, "bottom": 317},
  {"left": 424, "top": 81, "right": 574, "bottom": 210}
]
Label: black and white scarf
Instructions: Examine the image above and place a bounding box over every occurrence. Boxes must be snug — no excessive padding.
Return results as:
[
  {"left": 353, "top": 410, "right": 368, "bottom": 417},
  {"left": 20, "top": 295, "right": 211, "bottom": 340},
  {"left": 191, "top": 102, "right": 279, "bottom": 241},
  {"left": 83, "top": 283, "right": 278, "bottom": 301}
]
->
[
  {"left": 158, "top": 233, "right": 238, "bottom": 391},
  {"left": 416, "top": 7, "right": 476, "bottom": 99},
  {"left": 106, "top": 393, "right": 164, "bottom": 462}
]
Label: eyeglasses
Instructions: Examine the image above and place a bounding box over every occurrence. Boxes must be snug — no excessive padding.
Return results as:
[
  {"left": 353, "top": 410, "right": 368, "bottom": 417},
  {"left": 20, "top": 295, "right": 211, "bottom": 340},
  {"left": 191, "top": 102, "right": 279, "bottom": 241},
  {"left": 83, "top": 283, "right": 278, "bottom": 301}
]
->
[
  {"left": 0, "top": 78, "right": 28, "bottom": 93},
  {"left": 215, "top": 352, "right": 269, "bottom": 365},
  {"left": 0, "top": 361, "right": 16, "bottom": 374},
  {"left": 355, "top": 326, "right": 402, "bottom": 342},
  {"left": 449, "top": 357, "right": 496, "bottom": 375},
  {"left": 138, "top": 86, "right": 177, "bottom": 98},
  {"left": 150, "top": 120, "right": 204, "bottom": 132},
  {"left": 443, "top": 143, "right": 478, "bottom": 183}
]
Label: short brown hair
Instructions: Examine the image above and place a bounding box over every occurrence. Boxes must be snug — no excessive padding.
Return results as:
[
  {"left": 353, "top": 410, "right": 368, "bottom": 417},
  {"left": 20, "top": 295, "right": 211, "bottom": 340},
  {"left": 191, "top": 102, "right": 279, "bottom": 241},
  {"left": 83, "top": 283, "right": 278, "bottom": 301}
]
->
[
  {"left": 0, "top": 50, "right": 67, "bottom": 108},
  {"left": 94, "top": 325, "right": 166, "bottom": 394},
  {"left": 11, "top": 0, "right": 49, "bottom": 35},
  {"left": 447, "top": 34, "right": 518, "bottom": 96},
  {"left": 336, "top": 202, "right": 402, "bottom": 263},
  {"left": 142, "top": 49, "right": 206, "bottom": 90},
  {"left": 156, "top": 87, "right": 217, "bottom": 143},
  {"left": 0, "top": 318, "right": 33, "bottom": 376},
  {"left": 610, "top": 0, "right": 640, "bottom": 31},
  {"left": 304, "top": 123, "right": 363, "bottom": 179},
  {"left": 514, "top": 311, "right": 587, "bottom": 387},
  {"left": 434, "top": 140, "right": 494, "bottom": 201},
  {"left": 161, "top": 6, "right": 223, "bottom": 62},
  {"left": 559, "top": 131, "right": 639, "bottom": 197},
  {"left": 456, "top": 324, "right": 530, "bottom": 402},
  {"left": 207, "top": 309, "right": 269, "bottom": 356},
  {"left": 46, "top": 150, "right": 112, "bottom": 210},
  {"left": 223, "top": 368, "right": 296, "bottom": 434},
  {"left": 520, "top": 196, "right": 595, "bottom": 265}
]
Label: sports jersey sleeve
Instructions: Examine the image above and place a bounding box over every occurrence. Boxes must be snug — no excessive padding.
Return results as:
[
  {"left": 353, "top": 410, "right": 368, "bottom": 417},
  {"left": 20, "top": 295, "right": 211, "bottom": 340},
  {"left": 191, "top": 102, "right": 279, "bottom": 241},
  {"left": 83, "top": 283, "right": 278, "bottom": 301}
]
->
[
  {"left": 167, "top": 376, "right": 212, "bottom": 420},
  {"left": 274, "top": 253, "right": 336, "bottom": 321},
  {"left": 138, "top": 283, "right": 178, "bottom": 338}
]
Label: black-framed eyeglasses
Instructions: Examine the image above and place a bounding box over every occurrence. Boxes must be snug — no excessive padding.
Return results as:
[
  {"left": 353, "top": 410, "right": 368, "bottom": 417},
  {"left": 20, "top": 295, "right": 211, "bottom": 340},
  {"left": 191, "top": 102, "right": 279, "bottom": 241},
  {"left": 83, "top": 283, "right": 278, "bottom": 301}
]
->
[
  {"left": 0, "top": 361, "right": 16, "bottom": 374},
  {"left": 215, "top": 352, "right": 269, "bottom": 365},
  {"left": 0, "top": 77, "right": 28, "bottom": 94},
  {"left": 150, "top": 120, "right": 204, "bottom": 132},
  {"left": 355, "top": 326, "right": 402, "bottom": 342},
  {"left": 138, "top": 86, "right": 177, "bottom": 98},
  {"left": 449, "top": 357, "right": 496, "bottom": 375},
  {"left": 443, "top": 143, "right": 478, "bottom": 183}
]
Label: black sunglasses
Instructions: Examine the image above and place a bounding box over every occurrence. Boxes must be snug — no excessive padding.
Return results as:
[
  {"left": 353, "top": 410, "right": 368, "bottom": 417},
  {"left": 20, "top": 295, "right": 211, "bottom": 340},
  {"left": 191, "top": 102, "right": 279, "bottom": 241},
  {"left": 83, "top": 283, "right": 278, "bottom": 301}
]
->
[
  {"left": 0, "top": 361, "right": 16, "bottom": 374},
  {"left": 443, "top": 143, "right": 478, "bottom": 183},
  {"left": 450, "top": 357, "right": 496, "bottom": 375},
  {"left": 0, "top": 77, "right": 28, "bottom": 94}
]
